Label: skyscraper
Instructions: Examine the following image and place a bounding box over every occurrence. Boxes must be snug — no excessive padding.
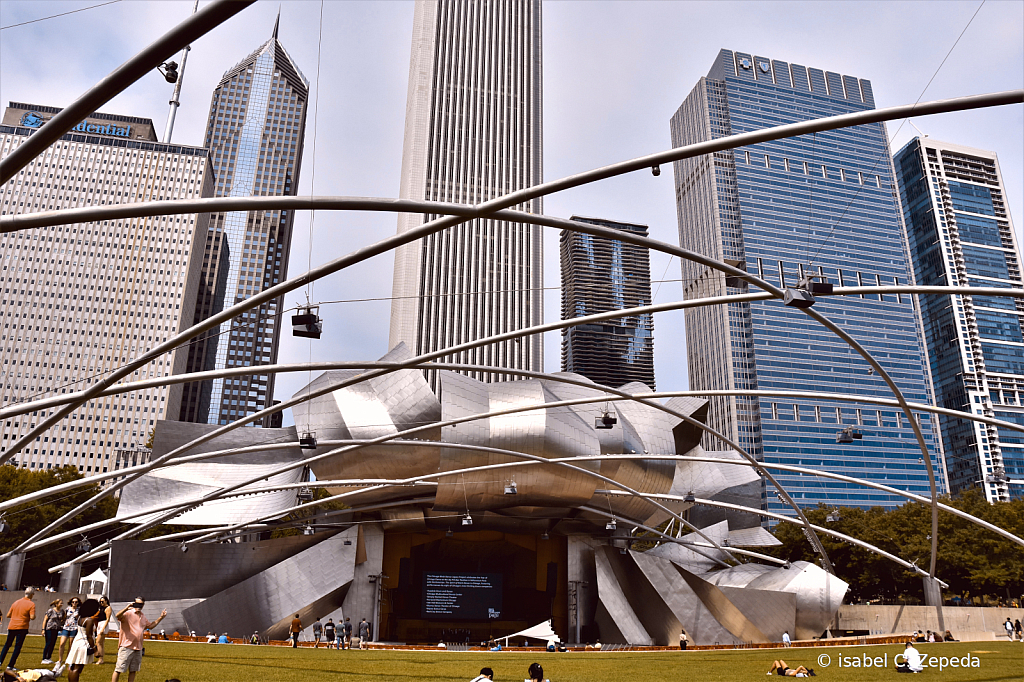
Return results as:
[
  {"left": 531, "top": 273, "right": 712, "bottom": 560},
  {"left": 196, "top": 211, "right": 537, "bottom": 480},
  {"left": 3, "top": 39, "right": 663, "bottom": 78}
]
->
[
  {"left": 670, "top": 50, "right": 945, "bottom": 514},
  {"left": 389, "top": 0, "right": 543, "bottom": 381},
  {"left": 0, "top": 102, "right": 211, "bottom": 475},
  {"left": 560, "top": 216, "right": 655, "bottom": 389},
  {"left": 895, "top": 138, "right": 1022, "bottom": 502},
  {"left": 179, "top": 17, "right": 308, "bottom": 426}
]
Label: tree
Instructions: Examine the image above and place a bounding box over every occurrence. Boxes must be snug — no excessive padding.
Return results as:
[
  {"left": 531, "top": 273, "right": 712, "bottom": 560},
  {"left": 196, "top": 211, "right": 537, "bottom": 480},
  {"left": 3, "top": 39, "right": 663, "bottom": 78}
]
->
[
  {"left": 768, "top": 492, "right": 1024, "bottom": 604},
  {"left": 0, "top": 465, "right": 119, "bottom": 589}
]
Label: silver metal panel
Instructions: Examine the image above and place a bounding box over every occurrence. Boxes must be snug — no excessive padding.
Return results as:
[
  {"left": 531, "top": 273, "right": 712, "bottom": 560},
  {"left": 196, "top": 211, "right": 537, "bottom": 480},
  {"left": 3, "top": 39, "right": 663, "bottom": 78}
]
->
[
  {"left": 613, "top": 549, "right": 683, "bottom": 645},
  {"left": 704, "top": 563, "right": 776, "bottom": 588},
  {"left": 341, "top": 524, "right": 384, "bottom": 639},
  {"left": 108, "top": 534, "right": 327, "bottom": 601},
  {"left": 728, "top": 526, "right": 782, "bottom": 547},
  {"left": 669, "top": 561, "right": 769, "bottom": 643},
  {"left": 594, "top": 544, "right": 651, "bottom": 645},
  {"left": 665, "top": 396, "right": 710, "bottom": 452},
  {"left": 435, "top": 372, "right": 600, "bottom": 511},
  {"left": 542, "top": 375, "right": 655, "bottom": 520},
  {"left": 116, "top": 420, "right": 304, "bottom": 526},
  {"left": 181, "top": 527, "right": 359, "bottom": 640},
  {"left": 746, "top": 561, "right": 849, "bottom": 639},
  {"left": 718, "top": 585, "right": 796, "bottom": 642},
  {"left": 674, "top": 446, "right": 764, "bottom": 531},
  {"left": 647, "top": 520, "right": 732, "bottom": 573},
  {"left": 293, "top": 344, "right": 442, "bottom": 483},
  {"left": 628, "top": 549, "right": 741, "bottom": 646}
]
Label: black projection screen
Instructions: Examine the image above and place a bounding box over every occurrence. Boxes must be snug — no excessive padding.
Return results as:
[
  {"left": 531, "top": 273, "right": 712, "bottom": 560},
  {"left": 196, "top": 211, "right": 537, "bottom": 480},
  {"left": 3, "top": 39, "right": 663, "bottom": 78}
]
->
[{"left": 422, "top": 572, "right": 504, "bottom": 620}]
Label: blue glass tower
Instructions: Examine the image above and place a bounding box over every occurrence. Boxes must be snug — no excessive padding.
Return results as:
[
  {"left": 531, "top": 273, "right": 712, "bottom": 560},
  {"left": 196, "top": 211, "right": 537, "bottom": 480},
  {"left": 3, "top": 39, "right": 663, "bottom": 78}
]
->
[
  {"left": 670, "top": 49, "right": 945, "bottom": 516},
  {"left": 895, "top": 138, "right": 1022, "bottom": 502},
  {"left": 179, "top": 17, "right": 308, "bottom": 426}
]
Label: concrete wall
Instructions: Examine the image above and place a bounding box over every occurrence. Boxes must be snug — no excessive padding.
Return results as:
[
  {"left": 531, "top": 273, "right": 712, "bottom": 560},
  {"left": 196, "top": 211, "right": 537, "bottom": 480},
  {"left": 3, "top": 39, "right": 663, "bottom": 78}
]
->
[
  {"left": 838, "top": 604, "right": 1023, "bottom": 640},
  {"left": 341, "top": 524, "right": 383, "bottom": 640}
]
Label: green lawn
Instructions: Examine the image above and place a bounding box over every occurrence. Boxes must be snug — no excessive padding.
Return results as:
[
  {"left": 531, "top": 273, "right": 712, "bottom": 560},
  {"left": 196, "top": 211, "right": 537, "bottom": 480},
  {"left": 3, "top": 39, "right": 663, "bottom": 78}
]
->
[{"left": 7, "top": 636, "right": 1023, "bottom": 681}]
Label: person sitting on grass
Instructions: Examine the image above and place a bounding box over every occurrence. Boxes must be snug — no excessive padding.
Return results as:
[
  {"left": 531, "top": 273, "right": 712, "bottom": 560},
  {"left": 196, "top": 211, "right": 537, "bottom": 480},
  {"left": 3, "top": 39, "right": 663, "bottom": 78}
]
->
[
  {"left": 896, "top": 641, "right": 924, "bottom": 673},
  {"left": 767, "top": 660, "right": 815, "bottom": 677},
  {"left": 470, "top": 667, "right": 493, "bottom": 682},
  {"left": 526, "top": 662, "right": 549, "bottom": 682}
]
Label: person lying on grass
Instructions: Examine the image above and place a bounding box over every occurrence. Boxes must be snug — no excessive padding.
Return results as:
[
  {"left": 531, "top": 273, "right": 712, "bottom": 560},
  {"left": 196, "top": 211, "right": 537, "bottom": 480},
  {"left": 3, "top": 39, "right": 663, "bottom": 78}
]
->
[{"left": 767, "top": 660, "right": 816, "bottom": 677}]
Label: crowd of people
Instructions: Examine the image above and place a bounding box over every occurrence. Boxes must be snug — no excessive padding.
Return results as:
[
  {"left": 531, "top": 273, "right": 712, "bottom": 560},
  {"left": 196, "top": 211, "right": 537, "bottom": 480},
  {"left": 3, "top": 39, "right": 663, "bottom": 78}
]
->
[
  {"left": 282, "top": 616, "right": 371, "bottom": 649},
  {"left": 1, "top": 589, "right": 166, "bottom": 682}
]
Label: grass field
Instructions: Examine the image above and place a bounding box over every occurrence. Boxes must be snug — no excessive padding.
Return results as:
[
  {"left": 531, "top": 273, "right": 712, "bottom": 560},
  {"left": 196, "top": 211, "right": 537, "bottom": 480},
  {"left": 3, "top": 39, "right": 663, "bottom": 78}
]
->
[{"left": 6, "top": 636, "right": 1022, "bottom": 681}]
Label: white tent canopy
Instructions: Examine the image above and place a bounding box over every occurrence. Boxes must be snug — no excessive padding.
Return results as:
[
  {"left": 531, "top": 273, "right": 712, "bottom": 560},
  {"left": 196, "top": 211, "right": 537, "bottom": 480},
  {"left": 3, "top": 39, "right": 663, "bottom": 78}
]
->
[
  {"left": 79, "top": 567, "right": 107, "bottom": 596},
  {"left": 500, "top": 619, "right": 558, "bottom": 646}
]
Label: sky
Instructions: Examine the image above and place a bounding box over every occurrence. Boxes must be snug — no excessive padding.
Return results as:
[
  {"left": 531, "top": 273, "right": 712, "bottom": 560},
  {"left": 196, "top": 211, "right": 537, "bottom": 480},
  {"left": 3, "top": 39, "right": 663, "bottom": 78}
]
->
[{"left": 0, "top": 0, "right": 1021, "bottom": 426}]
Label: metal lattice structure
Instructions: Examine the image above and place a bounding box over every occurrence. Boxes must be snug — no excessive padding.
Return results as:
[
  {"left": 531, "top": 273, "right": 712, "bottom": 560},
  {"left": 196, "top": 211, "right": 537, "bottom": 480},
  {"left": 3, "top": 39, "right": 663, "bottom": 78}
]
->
[{"left": 0, "top": 0, "right": 1022, "bottom": 643}]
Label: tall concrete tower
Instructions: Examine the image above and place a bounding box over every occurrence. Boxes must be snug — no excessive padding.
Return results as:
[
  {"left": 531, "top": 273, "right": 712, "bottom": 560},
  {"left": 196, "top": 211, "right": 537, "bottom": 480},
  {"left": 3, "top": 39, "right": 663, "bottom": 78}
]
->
[{"left": 389, "top": 0, "right": 544, "bottom": 382}]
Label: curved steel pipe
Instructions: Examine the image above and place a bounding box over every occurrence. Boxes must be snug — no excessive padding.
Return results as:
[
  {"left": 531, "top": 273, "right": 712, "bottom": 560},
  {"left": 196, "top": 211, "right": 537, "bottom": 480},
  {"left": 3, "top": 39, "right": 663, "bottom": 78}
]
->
[
  {"left": 37, "top": 449, "right": 1019, "bottom": 576},
  {"left": 597, "top": 492, "right": 947, "bottom": 585},
  {"left": 0, "top": 0, "right": 256, "bottom": 184},
  {"left": 4, "top": 90, "right": 1021, "bottom": 228},
  {"left": 4, "top": 91, "right": 1022, "bottom": 570},
  {"left": 16, "top": 441, "right": 1024, "bottom": 558},
  {"left": 61, "top": 437, "right": 742, "bottom": 570},
  {"left": 5, "top": 350, "right": 1024, "bottom": 433}
]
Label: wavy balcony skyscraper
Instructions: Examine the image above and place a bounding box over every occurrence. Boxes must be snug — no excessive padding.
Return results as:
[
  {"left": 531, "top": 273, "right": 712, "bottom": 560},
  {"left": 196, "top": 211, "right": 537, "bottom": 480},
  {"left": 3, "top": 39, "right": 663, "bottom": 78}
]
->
[
  {"left": 179, "top": 16, "right": 308, "bottom": 426},
  {"left": 389, "top": 0, "right": 544, "bottom": 382}
]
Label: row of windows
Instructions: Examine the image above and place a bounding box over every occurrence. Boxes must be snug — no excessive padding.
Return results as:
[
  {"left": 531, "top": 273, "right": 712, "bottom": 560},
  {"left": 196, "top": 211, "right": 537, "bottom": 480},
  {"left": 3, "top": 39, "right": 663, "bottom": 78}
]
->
[{"left": 740, "top": 150, "right": 883, "bottom": 186}]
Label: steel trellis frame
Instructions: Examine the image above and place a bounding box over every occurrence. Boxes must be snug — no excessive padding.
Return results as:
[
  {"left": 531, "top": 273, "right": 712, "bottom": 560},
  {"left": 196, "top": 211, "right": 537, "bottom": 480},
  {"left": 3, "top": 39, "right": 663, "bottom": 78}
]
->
[
  {"left": 0, "top": 90, "right": 1019, "bottom": 585},
  {"left": 21, "top": 447, "right": 1024, "bottom": 561},
  {"left": 6, "top": 197, "right": 1023, "bottom": 574},
  {"left": 0, "top": 0, "right": 257, "bottom": 185}
]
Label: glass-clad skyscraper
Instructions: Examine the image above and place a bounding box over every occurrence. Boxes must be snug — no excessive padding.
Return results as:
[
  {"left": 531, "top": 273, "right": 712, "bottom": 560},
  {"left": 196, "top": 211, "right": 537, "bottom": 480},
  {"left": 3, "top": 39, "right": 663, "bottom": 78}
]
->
[
  {"left": 895, "top": 138, "right": 1022, "bottom": 502},
  {"left": 180, "top": 17, "right": 308, "bottom": 425},
  {"left": 671, "top": 49, "right": 945, "bottom": 515},
  {"left": 560, "top": 216, "right": 655, "bottom": 389}
]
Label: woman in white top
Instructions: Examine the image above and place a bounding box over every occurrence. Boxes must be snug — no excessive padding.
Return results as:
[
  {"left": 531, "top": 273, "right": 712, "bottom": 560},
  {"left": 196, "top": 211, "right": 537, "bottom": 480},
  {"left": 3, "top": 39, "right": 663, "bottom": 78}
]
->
[{"left": 64, "top": 599, "right": 101, "bottom": 682}]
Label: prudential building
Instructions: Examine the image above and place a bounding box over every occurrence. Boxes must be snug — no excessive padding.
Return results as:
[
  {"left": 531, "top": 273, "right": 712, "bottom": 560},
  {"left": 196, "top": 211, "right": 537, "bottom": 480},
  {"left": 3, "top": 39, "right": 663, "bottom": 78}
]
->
[{"left": 670, "top": 49, "right": 946, "bottom": 516}]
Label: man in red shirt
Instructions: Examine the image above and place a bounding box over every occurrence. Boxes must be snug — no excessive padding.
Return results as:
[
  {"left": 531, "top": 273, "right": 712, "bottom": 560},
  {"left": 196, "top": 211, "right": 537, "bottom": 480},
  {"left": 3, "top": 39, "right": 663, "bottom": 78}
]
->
[
  {"left": 111, "top": 598, "right": 166, "bottom": 682},
  {"left": 1, "top": 588, "right": 35, "bottom": 670}
]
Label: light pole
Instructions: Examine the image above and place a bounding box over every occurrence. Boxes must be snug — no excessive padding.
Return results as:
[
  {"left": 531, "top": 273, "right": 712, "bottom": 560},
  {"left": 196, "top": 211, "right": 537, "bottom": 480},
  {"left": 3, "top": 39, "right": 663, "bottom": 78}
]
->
[
  {"left": 163, "top": 0, "right": 200, "bottom": 143},
  {"left": 568, "top": 580, "right": 588, "bottom": 643},
  {"left": 369, "top": 572, "right": 389, "bottom": 642}
]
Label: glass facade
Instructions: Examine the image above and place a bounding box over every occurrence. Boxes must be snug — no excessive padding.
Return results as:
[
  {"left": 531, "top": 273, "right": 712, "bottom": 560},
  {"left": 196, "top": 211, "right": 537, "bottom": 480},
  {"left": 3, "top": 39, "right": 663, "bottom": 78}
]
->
[
  {"left": 895, "top": 138, "right": 1022, "bottom": 502},
  {"left": 671, "top": 49, "right": 945, "bottom": 517},
  {"left": 179, "top": 22, "right": 308, "bottom": 426},
  {"left": 560, "top": 216, "right": 655, "bottom": 389}
]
